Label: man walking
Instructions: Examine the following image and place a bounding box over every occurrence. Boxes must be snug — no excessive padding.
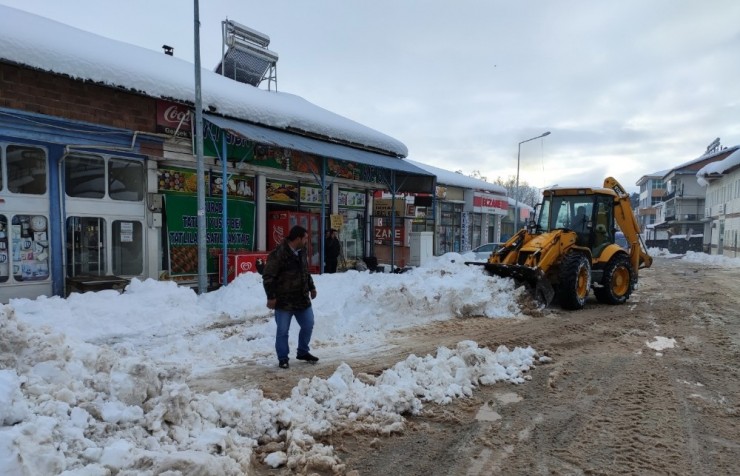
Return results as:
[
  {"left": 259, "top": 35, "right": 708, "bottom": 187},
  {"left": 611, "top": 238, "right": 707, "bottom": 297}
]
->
[
  {"left": 324, "top": 228, "right": 341, "bottom": 273},
  {"left": 262, "top": 225, "right": 319, "bottom": 369}
]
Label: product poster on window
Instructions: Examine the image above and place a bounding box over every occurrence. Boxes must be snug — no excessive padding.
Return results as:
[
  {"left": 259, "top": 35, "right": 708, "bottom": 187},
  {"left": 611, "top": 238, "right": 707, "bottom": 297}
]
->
[{"left": 164, "top": 195, "right": 255, "bottom": 276}]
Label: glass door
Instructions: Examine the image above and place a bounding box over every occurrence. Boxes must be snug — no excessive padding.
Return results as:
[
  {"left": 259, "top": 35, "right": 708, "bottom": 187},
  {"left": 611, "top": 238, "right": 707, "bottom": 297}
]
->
[{"left": 66, "top": 217, "right": 106, "bottom": 276}]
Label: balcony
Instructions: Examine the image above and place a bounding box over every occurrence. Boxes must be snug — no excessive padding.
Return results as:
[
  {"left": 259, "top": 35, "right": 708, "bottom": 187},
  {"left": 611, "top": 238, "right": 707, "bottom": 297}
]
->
[{"left": 663, "top": 213, "right": 702, "bottom": 223}]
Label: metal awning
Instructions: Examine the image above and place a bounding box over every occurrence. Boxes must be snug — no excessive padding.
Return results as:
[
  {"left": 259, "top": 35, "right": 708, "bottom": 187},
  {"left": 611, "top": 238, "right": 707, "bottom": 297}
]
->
[{"left": 203, "top": 113, "right": 435, "bottom": 193}]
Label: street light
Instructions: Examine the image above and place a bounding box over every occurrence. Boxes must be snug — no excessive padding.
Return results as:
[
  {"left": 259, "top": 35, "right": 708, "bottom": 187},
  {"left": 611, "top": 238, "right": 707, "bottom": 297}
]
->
[{"left": 514, "top": 131, "right": 550, "bottom": 233}]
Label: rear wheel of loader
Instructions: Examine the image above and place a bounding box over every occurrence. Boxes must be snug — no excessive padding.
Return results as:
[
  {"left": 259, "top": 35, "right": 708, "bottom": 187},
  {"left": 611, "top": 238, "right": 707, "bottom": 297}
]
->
[
  {"left": 594, "top": 254, "right": 634, "bottom": 304},
  {"left": 558, "top": 252, "right": 591, "bottom": 310}
]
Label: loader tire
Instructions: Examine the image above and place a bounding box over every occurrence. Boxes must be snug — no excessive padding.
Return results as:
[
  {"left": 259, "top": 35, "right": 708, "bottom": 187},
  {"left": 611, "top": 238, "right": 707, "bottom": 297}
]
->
[
  {"left": 594, "top": 254, "right": 634, "bottom": 304},
  {"left": 558, "top": 252, "right": 591, "bottom": 310}
]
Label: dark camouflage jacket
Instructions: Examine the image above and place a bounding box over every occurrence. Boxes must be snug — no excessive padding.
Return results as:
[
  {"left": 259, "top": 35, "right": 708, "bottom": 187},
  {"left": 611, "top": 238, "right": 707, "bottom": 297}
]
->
[{"left": 262, "top": 240, "right": 316, "bottom": 311}]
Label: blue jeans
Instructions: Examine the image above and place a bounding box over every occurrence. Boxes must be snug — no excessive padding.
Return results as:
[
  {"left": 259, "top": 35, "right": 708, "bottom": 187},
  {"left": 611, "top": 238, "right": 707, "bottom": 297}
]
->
[{"left": 274, "top": 306, "right": 314, "bottom": 360}]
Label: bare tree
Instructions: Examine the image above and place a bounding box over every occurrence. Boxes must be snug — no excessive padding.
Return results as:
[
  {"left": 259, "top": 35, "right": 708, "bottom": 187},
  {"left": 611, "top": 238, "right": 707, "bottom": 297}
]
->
[{"left": 494, "top": 176, "right": 541, "bottom": 207}]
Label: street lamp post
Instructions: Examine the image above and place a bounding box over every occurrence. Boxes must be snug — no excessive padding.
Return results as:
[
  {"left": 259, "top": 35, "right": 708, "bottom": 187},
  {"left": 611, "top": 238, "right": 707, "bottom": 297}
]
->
[{"left": 514, "top": 131, "right": 550, "bottom": 233}]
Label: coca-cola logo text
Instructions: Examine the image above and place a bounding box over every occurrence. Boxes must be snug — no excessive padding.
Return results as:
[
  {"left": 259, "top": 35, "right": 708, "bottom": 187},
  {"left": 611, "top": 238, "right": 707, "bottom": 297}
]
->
[
  {"left": 162, "top": 106, "right": 192, "bottom": 126},
  {"left": 272, "top": 226, "right": 285, "bottom": 246}
]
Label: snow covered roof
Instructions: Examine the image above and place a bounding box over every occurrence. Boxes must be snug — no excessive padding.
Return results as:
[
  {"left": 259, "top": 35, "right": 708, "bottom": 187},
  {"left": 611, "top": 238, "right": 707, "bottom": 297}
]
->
[
  {"left": 665, "top": 145, "right": 740, "bottom": 177},
  {"left": 406, "top": 159, "right": 507, "bottom": 195},
  {"left": 696, "top": 148, "right": 740, "bottom": 186},
  {"left": 0, "top": 5, "right": 407, "bottom": 157},
  {"left": 636, "top": 170, "right": 669, "bottom": 186}
]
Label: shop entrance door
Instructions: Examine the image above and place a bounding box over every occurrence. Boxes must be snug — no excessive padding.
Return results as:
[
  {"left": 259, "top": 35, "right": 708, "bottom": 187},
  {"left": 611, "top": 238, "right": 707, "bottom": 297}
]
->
[{"left": 63, "top": 153, "right": 147, "bottom": 288}]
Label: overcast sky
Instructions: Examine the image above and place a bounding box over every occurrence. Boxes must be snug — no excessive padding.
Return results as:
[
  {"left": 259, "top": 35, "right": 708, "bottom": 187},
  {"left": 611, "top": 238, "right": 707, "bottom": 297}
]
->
[{"left": 3, "top": 0, "right": 739, "bottom": 193}]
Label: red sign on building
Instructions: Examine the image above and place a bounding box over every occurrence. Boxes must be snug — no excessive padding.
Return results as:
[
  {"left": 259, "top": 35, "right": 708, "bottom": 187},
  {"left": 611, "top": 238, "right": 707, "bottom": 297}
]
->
[
  {"left": 156, "top": 100, "right": 192, "bottom": 138},
  {"left": 471, "top": 193, "right": 508, "bottom": 214},
  {"left": 374, "top": 226, "right": 404, "bottom": 246}
]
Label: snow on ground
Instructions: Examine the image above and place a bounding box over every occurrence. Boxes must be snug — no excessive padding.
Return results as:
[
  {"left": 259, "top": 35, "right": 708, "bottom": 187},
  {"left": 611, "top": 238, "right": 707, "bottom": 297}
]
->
[
  {"left": 681, "top": 250, "right": 740, "bottom": 267},
  {"left": 0, "top": 254, "right": 544, "bottom": 475},
  {"left": 5, "top": 249, "right": 731, "bottom": 473}
]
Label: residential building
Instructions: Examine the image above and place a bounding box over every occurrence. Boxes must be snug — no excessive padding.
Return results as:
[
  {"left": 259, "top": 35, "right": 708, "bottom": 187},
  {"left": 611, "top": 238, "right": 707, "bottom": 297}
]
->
[
  {"left": 652, "top": 139, "right": 739, "bottom": 249},
  {"left": 696, "top": 148, "right": 740, "bottom": 256},
  {"left": 635, "top": 171, "right": 667, "bottom": 242}
]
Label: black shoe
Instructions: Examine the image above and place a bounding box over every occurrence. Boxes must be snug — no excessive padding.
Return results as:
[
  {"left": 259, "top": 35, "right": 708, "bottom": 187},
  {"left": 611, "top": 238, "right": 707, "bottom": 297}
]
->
[
  {"left": 278, "top": 359, "right": 289, "bottom": 369},
  {"left": 296, "top": 352, "right": 319, "bottom": 362}
]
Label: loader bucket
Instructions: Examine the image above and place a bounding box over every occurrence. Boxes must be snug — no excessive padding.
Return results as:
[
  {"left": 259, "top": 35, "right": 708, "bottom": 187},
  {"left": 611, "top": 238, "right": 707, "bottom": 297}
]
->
[{"left": 482, "top": 263, "right": 555, "bottom": 306}]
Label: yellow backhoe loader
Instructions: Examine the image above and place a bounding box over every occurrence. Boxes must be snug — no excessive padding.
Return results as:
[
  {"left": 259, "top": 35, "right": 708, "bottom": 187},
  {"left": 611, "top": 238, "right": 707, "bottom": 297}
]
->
[{"left": 469, "top": 177, "right": 652, "bottom": 309}]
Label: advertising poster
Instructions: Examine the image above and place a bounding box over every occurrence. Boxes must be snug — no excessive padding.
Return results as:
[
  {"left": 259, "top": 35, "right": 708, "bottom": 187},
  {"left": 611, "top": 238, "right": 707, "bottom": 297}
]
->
[
  {"left": 266, "top": 180, "right": 298, "bottom": 203},
  {"left": 157, "top": 167, "right": 255, "bottom": 201},
  {"left": 164, "top": 195, "right": 255, "bottom": 276},
  {"left": 299, "top": 185, "right": 328, "bottom": 205},
  {"left": 209, "top": 173, "right": 255, "bottom": 200},
  {"left": 338, "top": 189, "right": 366, "bottom": 208}
]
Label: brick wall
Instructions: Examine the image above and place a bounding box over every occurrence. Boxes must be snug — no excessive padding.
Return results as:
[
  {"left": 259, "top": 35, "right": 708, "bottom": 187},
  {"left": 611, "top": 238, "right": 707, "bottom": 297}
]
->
[{"left": 0, "top": 61, "right": 158, "bottom": 133}]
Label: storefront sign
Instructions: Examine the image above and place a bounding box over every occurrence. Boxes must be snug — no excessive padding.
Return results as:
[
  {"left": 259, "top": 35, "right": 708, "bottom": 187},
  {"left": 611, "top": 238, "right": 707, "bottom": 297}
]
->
[
  {"left": 330, "top": 214, "right": 344, "bottom": 230},
  {"left": 374, "top": 198, "right": 406, "bottom": 217},
  {"left": 164, "top": 195, "right": 255, "bottom": 275},
  {"left": 202, "top": 122, "right": 254, "bottom": 162},
  {"left": 156, "top": 100, "right": 191, "bottom": 138},
  {"left": 374, "top": 225, "right": 403, "bottom": 246},
  {"left": 469, "top": 192, "right": 508, "bottom": 215}
]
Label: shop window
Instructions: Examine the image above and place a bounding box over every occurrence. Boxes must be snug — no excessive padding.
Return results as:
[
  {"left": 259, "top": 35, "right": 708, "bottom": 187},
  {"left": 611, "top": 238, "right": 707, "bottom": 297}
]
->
[
  {"left": 66, "top": 217, "right": 106, "bottom": 276},
  {"left": 11, "top": 215, "right": 50, "bottom": 281},
  {"left": 471, "top": 213, "right": 483, "bottom": 248},
  {"left": 7, "top": 145, "right": 47, "bottom": 195},
  {"left": 438, "top": 202, "right": 463, "bottom": 253},
  {"left": 338, "top": 209, "right": 363, "bottom": 261},
  {"left": 109, "top": 158, "right": 144, "bottom": 201},
  {"left": 112, "top": 220, "right": 143, "bottom": 275},
  {"left": 66, "top": 155, "right": 105, "bottom": 198}
]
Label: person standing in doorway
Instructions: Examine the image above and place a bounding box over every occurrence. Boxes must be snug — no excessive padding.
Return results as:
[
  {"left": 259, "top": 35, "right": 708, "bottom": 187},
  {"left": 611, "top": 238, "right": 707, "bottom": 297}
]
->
[
  {"left": 262, "top": 225, "right": 319, "bottom": 369},
  {"left": 324, "top": 228, "right": 341, "bottom": 273}
]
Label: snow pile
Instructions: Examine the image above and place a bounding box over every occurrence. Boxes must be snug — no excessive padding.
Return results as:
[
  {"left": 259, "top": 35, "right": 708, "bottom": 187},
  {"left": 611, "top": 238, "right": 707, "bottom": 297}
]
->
[
  {"left": 681, "top": 251, "right": 740, "bottom": 267},
  {"left": 0, "top": 255, "right": 537, "bottom": 473},
  {"left": 0, "top": 311, "right": 539, "bottom": 474}
]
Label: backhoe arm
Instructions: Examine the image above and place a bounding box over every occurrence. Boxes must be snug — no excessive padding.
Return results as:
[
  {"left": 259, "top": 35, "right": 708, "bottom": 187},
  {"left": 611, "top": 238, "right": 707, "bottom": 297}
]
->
[{"left": 604, "top": 177, "right": 653, "bottom": 271}]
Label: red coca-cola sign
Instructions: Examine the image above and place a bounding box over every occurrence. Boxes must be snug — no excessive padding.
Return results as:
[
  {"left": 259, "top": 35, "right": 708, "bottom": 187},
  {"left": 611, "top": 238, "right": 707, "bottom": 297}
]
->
[{"left": 156, "top": 100, "right": 192, "bottom": 138}]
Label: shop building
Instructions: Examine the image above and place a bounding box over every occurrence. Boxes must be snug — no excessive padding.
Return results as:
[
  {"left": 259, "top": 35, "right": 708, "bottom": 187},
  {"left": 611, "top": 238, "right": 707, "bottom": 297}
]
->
[
  {"left": 406, "top": 161, "right": 510, "bottom": 254},
  {"left": 0, "top": 6, "right": 433, "bottom": 301}
]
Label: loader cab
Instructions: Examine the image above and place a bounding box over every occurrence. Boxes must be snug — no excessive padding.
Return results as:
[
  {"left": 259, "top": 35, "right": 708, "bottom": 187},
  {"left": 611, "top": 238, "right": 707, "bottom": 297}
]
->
[{"left": 537, "top": 192, "right": 616, "bottom": 256}]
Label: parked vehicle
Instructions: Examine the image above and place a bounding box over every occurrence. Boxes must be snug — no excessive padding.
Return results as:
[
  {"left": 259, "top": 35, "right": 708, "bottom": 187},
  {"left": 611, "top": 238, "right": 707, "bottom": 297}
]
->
[{"left": 468, "top": 242, "right": 504, "bottom": 261}]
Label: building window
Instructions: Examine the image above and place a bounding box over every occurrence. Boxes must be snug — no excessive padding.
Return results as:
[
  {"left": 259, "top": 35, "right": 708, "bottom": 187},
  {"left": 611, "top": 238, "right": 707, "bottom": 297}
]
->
[
  {"left": 652, "top": 179, "right": 664, "bottom": 190},
  {"left": 109, "top": 158, "right": 145, "bottom": 201},
  {"left": 471, "top": 213, "right": 483, "bottom": 248},
  {"left": 66, "top": 155, "right": 105, "bottom": 198},
  {"left": 6, "top": 145, "right": 47, "bottom": 195},
  {"left": 438, "top": 202, "right": 463, "bottom": 253},
  {"left": 65, "top": 154, "right": 145, "bottom": 201},
  {"left": 11, "top": 214, "right": 50, "bottom": 281},
  {"left": 112, "top": 220, "right": 143, "bottom": 275}
]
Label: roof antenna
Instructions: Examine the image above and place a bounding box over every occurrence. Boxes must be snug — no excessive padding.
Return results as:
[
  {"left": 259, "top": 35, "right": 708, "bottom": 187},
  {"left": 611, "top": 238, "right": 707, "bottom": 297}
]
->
[{"left": 162, "top": 45, "right": 174, "bottom": 56}]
